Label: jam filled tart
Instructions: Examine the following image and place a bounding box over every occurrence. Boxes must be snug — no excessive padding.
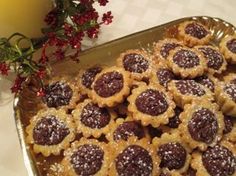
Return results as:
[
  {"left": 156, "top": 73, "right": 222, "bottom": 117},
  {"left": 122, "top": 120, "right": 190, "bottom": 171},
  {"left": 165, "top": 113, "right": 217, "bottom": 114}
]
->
[
  {"left": 72, "top": 99, "right": 115, "bottom": 138},
  {"left": 127, "top": 83, "right": 176, "bottom": 127},
  {"left": 220, "top": 35, "right": 236, "bottom": 64},
  {"left": 195, "top": 45, "right": 227, "bottom": 74},
  {"left": 167, "top": 47, "right": 207, "bottom": 78},
  {"left": 61, "top": 138, "right": 110, "bottom": 176},
  {"left": 26, "top": 108, "right": 75, "bottom": 157},
  {"left": 106, "top": 117, "right": 149, "bottom": 142},
  {"left": 168, "top": 80, "right": 213, "bottom": 108},
  {"left": 109, "top": 137, "right": 160, "bottom": 176},
  {"left": 42, "top": 77, "right": 80, "bottom": 110},
  {"left": 178, "top": 21, "right": 211, "bottom": 47},
  {"left": 191, "top": 140, "right": 236, "bottom": 176},
  {"left": 152, "top": 132, "right": 192, "bottom": 174},
  {"left": 90, "top": 66, "right": 132, "bottom": 107},
  {"left": 116, "top": 49, "right": 155, "bottom": 81},
  {"left": 215, "top": 81, "right": 236, "bottom": 117},
  {"left": 153, "top": 38, "right": 183, "bottom": 60},
  {"left": 77, "top": 65, "right": 103, "bottom": 96},
  {"left": 150, "top": 61, "right": 176, "bottom": 89},
  {"left": 179, "top": 100, "right": 224, "bottom": 151}
]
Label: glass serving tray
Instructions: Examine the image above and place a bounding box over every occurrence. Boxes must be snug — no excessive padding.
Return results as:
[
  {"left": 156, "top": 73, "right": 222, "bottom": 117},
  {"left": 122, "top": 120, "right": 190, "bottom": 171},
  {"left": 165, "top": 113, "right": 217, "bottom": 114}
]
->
[{"left": 14, "top": 16, "right": 236, "bottom": 176}]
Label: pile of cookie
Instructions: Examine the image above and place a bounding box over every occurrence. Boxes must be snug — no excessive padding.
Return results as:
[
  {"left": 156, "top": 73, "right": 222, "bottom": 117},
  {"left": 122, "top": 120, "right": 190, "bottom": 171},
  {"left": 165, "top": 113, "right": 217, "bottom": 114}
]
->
[{"left": 25, "top": 20, "right": 236, "bottom": 176}]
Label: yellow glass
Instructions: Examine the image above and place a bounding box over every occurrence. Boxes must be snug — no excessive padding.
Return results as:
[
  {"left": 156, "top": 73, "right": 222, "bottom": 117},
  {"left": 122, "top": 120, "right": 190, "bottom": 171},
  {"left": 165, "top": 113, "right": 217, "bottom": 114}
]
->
[{"left": 0, "top": 0, "right": 53, "bottom": 38}]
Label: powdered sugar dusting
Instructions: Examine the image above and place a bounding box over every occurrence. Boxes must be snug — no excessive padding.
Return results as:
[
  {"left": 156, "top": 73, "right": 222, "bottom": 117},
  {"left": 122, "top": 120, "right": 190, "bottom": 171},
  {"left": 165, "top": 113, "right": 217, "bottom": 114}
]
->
[
  {"left": 198, "top": 47, "right": 224, "bottom": 70},
  {"left": 135, "top": 89, "right": 169, "bottom": 116},
  {"left": 188, "top": 108, "right": 218, "bottom": 144},
  {"left": 156, "top": 68, "right": 175, "bottom": 88},
  {"left": 175, "top": 80, "right": 205, "bottom": 96},
  {"left": 195, "top": 75, "right": 214, "bottom": 92},
  {"left": 33, "top": 115, "right": 70, "bottom": 145},
  {"left": 123, "top": 53, "right": 149, "bottom": 73},
  {"left": 70, "top": 144, "right": 104, "bottom": 175},
  {"left": 115, "top": 145, "right": 153, "bottom": 176},
  {"left": 80, "top": 103, "right": 111, "bottom": 129},
  {"left": 224, "top": 83, "right": 236, "bottom": 102},
  {"left": 173, "top": 49, "right": 200, "bottom": 68},
  {"left": 202, "top": 144, "right": 236, "bottom": 176}
]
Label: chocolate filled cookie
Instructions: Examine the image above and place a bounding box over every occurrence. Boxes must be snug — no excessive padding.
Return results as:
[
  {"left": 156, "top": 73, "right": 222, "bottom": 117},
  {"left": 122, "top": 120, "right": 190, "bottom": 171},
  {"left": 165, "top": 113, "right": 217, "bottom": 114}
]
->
[
  {"left": 191, "top": 140, "right": 236, "bottom": 176},
  {"left": 223, "top": 115, "right": 236, "bottom": 143},
  {"left": 106, "top": 117, "right": 149, "bottom": 142},
  {"left": 42, "top": 77, "right": 80, "bottom": 110},
  {"left": 116, "top": 49, "right": 155, "bottom": 81},
  {"left": 195, "top": 45, "right": 227, "bottom": 74},
  {"left": 153, "top": 38, "right": 183, "bottom": 60},
  {"left": 77, "top": 65, "right": 104, "bottom": 96},
  {"left": 179, "top": 100, "right": 224, "bottom": 151},
  {"left": 150, "top": 61, "right": 176, "bottom": 89},
  {"left": 220, "top": 35, "right": 236, "bottom": 64},
  {"left": 109, "top": 137, "right": 160, "bottom": 176},
  {"left": 215, "top": 81, "right": 236, "bottom": 117},
  {"left": 167, "top": 47, "right": 207, "bottom": 79},
  {"left": 72, "top": 99, "right": 115, "bottom": 138},
  {"left": 26, "top": 108, "right": 75, "bottom": 157},
  {"left": 91, "top": 66, "right": 132, "bottom": 107},
  {"left": 153, "top": 133, "right": 191, "bottom": 174},
  {"left": 178, "top": 21, "right": 212, "bottom": 47},
  {"left": 168, "top": 80, "right": 213, "bottom": 108},
  {"left": 61, "top": 138, "right": 110, "bottom": 176},
  {"left": 128, "top": 83, "right": 175, "bottom": 127},
  {"left": 195, "top": 74, "right": 217, "bottom": 93}
]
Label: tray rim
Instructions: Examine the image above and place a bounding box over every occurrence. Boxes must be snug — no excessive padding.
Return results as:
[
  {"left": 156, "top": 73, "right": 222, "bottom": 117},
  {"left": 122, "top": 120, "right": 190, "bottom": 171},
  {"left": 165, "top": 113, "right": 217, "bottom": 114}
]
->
[{"left": 13, "top": 15, "right": 236, "bottom": 176}]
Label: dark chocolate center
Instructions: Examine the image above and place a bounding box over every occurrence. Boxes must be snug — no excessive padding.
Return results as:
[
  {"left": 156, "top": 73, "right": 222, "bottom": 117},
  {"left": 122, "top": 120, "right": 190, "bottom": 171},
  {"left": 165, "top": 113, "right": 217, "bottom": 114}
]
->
[
  {"left": 195, "top": 75, "right": 215, "bottom": 92},
  {"left": 198, "top": 47, "right": 224, "bottom": 70},
  {"left": 223, "top": 116, "right": 234, "bottom": 134},
  {"left": 80, "top": 103, "right": 110, "bottom": 129},
  {"left": 33, "top": 115, "right": 69, "bottom": 145},
  {"left": 70, "top": 144, "right": 104, "bottom": 175},
  {"left": 227, "top": 38, "right": 236, "bottom": 53},
  {"left": 115, "top": 145, "right": 153, "bottom": 176},
  {"left": 158, "top": 142, "right": 187, "bottom": 170},
  {"left": 94, "top": 71, "right": 124, "bottom": 98},
  {"left": 43, "top": 81, "right": 73, "bottom": 108},
  {"left": 224, "top": 84, "right": 236, "bottom": 102},
  {"left": 175, "top": 80, "right": 206, "bottom": 96},
  {"left": 173, "top": 49, "right": 200, "bottom": 68},
  {"left": 82, "top": 66, "right": 102, "bottom": 89},
  {"left": 156, "top": 68, "right": 175, "bottom": 88},
  {"left": 160, "top": 43, "right": 181, "bottom": 59},
  {"left": 188, "top": 108, "right": 218, "bottom": 144},
  {"left": 113, "top": 121, "right": 145, "bottom": 141},
  {"left": 135, "top": 89, "right": 169, "bottom": 116},
  {"left": 202, "top": 145, "right": 236, "bottom": 176},
  {"left": 185, "top": 22, "right": 208, "bottom": 39},
  {"left": 123, "top": 53, "right": 149, "bottom": 73}
]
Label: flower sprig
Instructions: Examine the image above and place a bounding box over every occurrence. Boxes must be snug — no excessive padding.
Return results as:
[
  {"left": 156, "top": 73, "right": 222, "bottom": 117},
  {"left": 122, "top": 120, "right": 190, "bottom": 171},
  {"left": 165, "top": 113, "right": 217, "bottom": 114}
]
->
[{"left": 0, "top": 0, "right": 113, "bottom": 94}]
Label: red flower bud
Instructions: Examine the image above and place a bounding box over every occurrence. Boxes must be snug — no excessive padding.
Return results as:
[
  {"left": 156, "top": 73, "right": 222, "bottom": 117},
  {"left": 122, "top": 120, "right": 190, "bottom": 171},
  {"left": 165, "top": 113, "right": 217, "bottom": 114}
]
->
[
  {"left": 102, "top": 11, "right": 113, "bottom": 25},
  {"left": 0, "top": 62, "right": 10, "bottom": 75}
]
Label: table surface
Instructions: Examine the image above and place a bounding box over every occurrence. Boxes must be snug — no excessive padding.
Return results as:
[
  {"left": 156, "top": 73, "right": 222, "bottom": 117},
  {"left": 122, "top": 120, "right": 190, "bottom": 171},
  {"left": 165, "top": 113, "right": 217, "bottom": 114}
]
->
[{"left": 1, "top": 0, "right": 236, "bottom": 175}]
